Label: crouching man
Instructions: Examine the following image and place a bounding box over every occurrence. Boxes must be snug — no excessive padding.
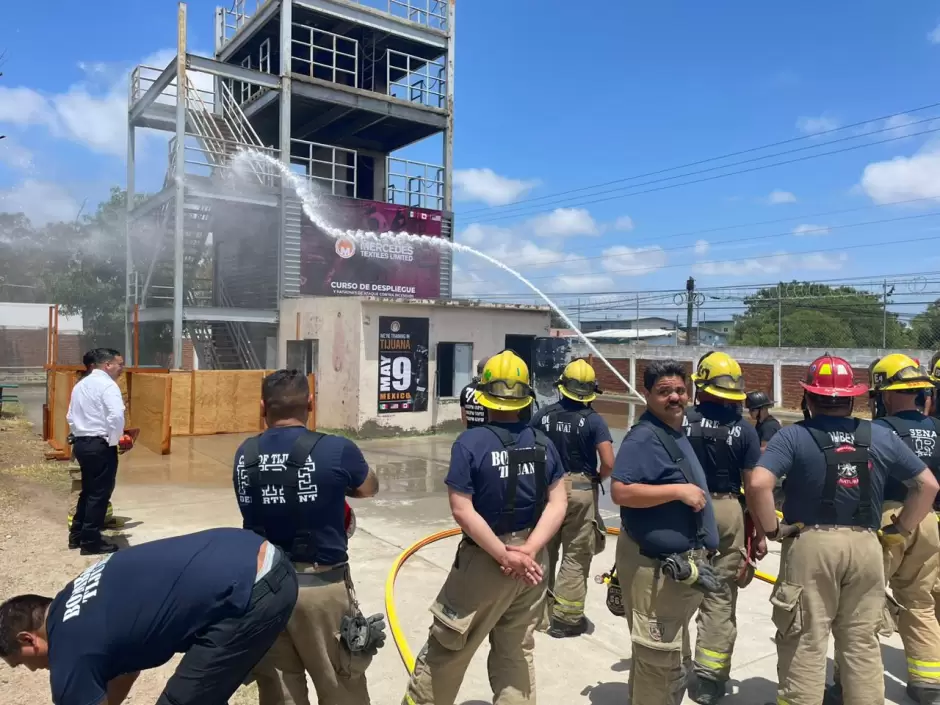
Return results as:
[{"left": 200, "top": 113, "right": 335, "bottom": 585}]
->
[{"left": 0, "top": 528, "right": 297, "bottom": 705}]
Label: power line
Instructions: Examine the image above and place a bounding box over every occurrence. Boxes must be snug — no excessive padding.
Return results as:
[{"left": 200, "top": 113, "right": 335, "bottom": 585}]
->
[
  {"left": 455, "top": 101, "right": 940, "bottom": 218},
  {"left": 457, "top": 103, "right": 940, "bottom": 215},
  {"left": 464, "top": 124, "right": 940, "bottom": 226},
  {"left": 455, "top": 208, "right": 940, "bottom": 276}
]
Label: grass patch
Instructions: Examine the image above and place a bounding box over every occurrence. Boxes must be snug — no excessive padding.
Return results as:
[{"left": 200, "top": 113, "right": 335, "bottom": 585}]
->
[{"left": 0, "top": 401, "right": 26, "bottom": 419}]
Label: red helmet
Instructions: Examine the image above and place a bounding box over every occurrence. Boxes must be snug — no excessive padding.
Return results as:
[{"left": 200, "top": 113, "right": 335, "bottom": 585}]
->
[{"left": 800, "top": 354, "right": 868, "bottom": 397}]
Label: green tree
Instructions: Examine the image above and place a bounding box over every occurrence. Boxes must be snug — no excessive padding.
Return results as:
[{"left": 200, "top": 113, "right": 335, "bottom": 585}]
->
[
  {"left": 730, "top": 282, "right": 910, "bottom": 348},
  {"left": 911, "top": 300, "right": 940, "bottom": 349}
]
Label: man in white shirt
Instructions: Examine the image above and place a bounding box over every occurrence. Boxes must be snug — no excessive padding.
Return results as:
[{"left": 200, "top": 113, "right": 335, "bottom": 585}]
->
[{"left": 66, "top": 348, "right": 126, "bottom": 555}]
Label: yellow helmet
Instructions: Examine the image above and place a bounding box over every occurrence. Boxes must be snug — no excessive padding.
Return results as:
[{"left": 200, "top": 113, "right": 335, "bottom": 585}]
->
[
  {"left": 558, "top": 358, "right": 599, "bottom": 403},
  {"left": 691, "top": 351, "right": 747, "bottom": 402},
  {"left": 930, "top": 352, "right": 940, "bottom": 382},
  {"left": 474, "top": 350, "right": 534, "bottom": 411},
  {"left": 870, "top": 353, "right": 934, "bottom": 392}
]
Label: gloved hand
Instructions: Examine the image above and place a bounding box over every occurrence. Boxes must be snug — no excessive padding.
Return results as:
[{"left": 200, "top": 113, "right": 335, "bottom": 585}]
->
[
  {"left": 661, "top": 554, "right": 722, "bottom": 593},
  {"left": 879, "top": 515, "right": 911, "bottom": 548},
  {"left": 341, "top": 612, "right": 386, "bottom": 655},
  {"left": 767, "top": 520, "right": 803, "bottom": 541}
]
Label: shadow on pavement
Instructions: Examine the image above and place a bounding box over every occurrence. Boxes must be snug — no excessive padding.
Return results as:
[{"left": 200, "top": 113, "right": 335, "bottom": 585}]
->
[
  {"left": 726, "top": 676, "right": 776, "bottom": 703},
  {"left": 880, "top": 645, "right": 914, "bottom": 704},
  {"left": 581, "top": 680, "right": 630, "bottom": 704}
]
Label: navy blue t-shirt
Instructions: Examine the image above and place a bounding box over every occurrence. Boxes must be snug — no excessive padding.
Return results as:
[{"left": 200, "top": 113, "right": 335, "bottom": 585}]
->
[
  {"left": 874, "top": 411, "right": 940, "bottom": 503},
  {"left": 234, "top": 427, "right": 370, "bottom": 566},
  {"left": 683, "top": 402, "right": 761, "bottom": 494},
  {"left": 612, "top": 411, "right": 719, "bottom": 556},
  {"left": 445, "top": 422, "right": 565, "bottom": 532},
  {"left": 759, "top": 416, "right": 926, "bottom": 529},
  {"left": 47, "top": 528, "right": 263, "bottom": 705},
  {"left": 530, "top": 398, "right": 613, "bottom": 477}
]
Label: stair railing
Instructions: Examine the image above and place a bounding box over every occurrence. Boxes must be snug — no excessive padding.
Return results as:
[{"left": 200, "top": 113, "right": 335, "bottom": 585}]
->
[{"left": 217, "top": 278, "right": 262, "bottom": 368}]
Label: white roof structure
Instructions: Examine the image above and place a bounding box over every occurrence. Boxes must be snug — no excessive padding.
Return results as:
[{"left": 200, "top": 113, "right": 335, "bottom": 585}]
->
[
  {"left": 0, "top": 302, "right": 83, "bottom": 332},
  {"left": 584, "top": 328, "right": 676, "bottom": 340}
]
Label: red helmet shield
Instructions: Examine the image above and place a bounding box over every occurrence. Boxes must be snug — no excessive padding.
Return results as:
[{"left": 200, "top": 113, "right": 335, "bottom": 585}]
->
[{"left": 800, "top": 355, "right": 869, "bottom": 397}]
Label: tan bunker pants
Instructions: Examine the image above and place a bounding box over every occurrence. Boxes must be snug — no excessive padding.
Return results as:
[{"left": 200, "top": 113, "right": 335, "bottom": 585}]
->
[
  {"left": 882, "top": 501, "right": 940, "bottom": 687},
  {"left": 403, "top": 531, "right": 547, "bottom": 705},
  {"left": 772, "top": 527, "right": 884, "bottom": 705},
  {"left": 693, "top": 495, "right": 745, "bottom": 684},
  {"left": 616, "top": 531, "right": 705, "bottom": 705},
  {"left": 254, "top": 563, "right": 371, "bottom": 705},
  {"left": 540, "top": 476, "right": 604, "bottom": 627}
]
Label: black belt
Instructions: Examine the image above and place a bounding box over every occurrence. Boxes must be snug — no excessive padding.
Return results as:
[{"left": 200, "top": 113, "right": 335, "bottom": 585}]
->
[
  {"left": 251, "top": 552, "right": 293, "bottom": 603},
  {"left": 295, "top": 565, "right": 347, "bottom": 587}
]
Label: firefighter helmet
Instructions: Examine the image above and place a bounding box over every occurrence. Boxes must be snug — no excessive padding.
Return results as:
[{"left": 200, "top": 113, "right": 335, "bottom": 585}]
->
[
  {"left": 870, "top": 353, "right": 934, "bottom": 392},
  {"left": 474, "top": 350, "right": 534, "bottom": 411},
  {"left": 691, "top": 351, "right": 747, "bottom": 402},
  {"left": 558, "top": 359, "right": 600, "bottom": 403},
  {"left": 800, "top": 354, "right": 868, "bottom": 397}
]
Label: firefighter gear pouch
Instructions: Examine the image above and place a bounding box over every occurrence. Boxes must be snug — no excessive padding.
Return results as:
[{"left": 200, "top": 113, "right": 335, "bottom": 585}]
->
[
  {"left": 597, "top": 565, "right": 624, "bottom": 616},
  {"left": 631, "top": 610, "right": 683, "bottom": 652},
  {"left": 769, "top": 581, "right": 804, "bottom": 639},
  {"left": 429, "top": 597, "right": 476, "bottom": 652},
  {"left": 879, "top": 591, "right": 903, "bottom": 637}
]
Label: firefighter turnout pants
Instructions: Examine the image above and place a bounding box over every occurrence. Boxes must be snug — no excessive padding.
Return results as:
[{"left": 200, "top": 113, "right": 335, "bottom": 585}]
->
[
  {"left": 540, "top": 476, "right": 603, "bottom": 627},
  {"left": 882, "top": 500, "right": 940, "bottom": 689},
  {"left": 403, "top": 530, "right": 548, "bottom": 705},
  {"left": 616, "top": 531, "right": 705, "bottom": 705},
  {"left": 254, "top": 563, "right": 371, "bottom": 705},
  {"left": 772, "top": 527, "right": 884, "bottom": 705},
  {"left": 693, "top": 495, "right": 745, "bottom": 685}
]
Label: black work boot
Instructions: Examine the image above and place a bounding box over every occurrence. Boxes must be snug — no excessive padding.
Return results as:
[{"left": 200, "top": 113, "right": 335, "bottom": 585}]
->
[
  {"left": 546, "top": 616, "right": 588, "bottom": 639},
  {"left": 67, "top": 533, "right": 81, "bottom": 550},
  {"left": 80, "top": 539, "right": 119, "bottom": 556},
  {"left": 908, "top": 683, "right": 940, "bottom": 705},
  {"left": 690, "top": 676, "right": 726, "bottom": 705},
  {"left": 823, "top": 680, "right": 843, "bottom": 705}
]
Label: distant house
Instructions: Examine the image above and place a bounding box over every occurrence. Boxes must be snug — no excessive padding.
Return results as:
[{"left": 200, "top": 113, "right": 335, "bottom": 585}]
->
[
  {"left": 580, "top": 317, "right": 678, "bottom": 334},
  {"left": 684, "top": 326, "right": 729, "bottom": 346},
  {"left": 584, "top": 328, "right": 680, "bottom": 346},
  {"left": 699, "top": 319, "right": 735, "bottom": 336}
]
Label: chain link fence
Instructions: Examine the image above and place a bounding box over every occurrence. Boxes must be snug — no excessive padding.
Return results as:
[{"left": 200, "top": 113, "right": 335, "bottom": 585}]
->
[{"left": 541, "top": 273, "right": 940, "bottom": 355}]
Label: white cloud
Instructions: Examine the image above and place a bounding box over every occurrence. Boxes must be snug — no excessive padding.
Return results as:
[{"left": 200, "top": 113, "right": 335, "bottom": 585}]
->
[
  {"left": 883, "top": 113, "right": 919, "bottom": 138},
  {"left": 792, "top": 223, "right": 830, "bottom": 237},
  {"left": 613, "top": 215, "right": 635, "bottom": 231},
  {"left": 453, "top": 168, "right": 539, "bottom": 206},
  {"left": 860, "top": 144, "right": 940, "bottom": 204},
  {"left": 601, "top": 245, "right": 667, "bottom": 276},
  {"left": 694, "top": 239, "right": 709, "bottom": 255},
  {"left": 457, "top": 222, "right": 512, "bottom": 247},
  {"left": 528, "top": 208, "right": 599, "bottom": 238},
  {"left": 552, "top": 274, "right": 616, "bottom": 294},
  {"left": 0, "top": 179, "right": 81, "bottom": 225},
  {"left": 0, "top": 48, "right": 213, "bottom": 157},
  {"left": 796, "top": 113, "right": 840, "bottom": 135},
  {"left": 929, "top": 23, "right": 940, "bottom": 44},
  {"left": 451, "top": 263, "right": 490, "bottom": 298},
  {"left": 767, "top": 189, "right": 797, "bottom": 204},
  {"left": 0, "top": 139, "right": 35, "bottom": 170},
  {"left": 694, "top": 250, "right": 848, "bottom": 277}
]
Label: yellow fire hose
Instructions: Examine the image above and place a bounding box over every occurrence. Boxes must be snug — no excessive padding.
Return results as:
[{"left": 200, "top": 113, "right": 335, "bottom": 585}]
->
[{"left": 384, "top": 520, "right": 782, "bottom": 674}]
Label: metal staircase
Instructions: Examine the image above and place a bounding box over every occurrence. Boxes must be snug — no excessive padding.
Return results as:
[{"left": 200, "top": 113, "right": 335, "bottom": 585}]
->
[{"left": 136, "top": 75, "right": 273, "bottom": 370}]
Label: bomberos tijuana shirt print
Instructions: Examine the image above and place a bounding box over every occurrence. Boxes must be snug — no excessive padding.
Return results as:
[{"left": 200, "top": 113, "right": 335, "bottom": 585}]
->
[{"left": 378, "top": 316, "right": 429, "bottom": 414}]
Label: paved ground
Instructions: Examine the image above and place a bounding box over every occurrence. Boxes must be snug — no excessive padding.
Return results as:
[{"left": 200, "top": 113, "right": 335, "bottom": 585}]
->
[
  {"left": 4, "top": 387, "right": 913, "bottom": 704},
  {"left": 104, "top": 426, "right": 915, "bottom": 705}
]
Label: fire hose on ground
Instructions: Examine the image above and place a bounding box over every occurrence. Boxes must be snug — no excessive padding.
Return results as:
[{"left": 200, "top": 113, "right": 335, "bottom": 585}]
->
[{"left": 383, "top": 519, "right": 782, "bottom": 674}]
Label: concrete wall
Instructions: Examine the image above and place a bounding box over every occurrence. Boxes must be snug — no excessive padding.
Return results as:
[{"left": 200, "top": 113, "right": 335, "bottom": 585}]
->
[
  {"left": 571, "top": 342, "right": 935, "bottom": 409},
  {"left": 279, "top": 297, "right": 363, "bottom": 431},
  {"left": 359, "top": 300, "right": 551, "bottom": 433}
]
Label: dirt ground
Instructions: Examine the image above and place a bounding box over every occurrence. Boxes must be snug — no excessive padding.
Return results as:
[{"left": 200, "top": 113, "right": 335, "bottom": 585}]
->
[{"left": 0, "top": 409, "right": 258, "bottom": 705}]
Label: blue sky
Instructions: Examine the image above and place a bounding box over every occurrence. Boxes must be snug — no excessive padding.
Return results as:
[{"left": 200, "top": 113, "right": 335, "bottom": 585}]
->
[{"left": 3, "top": 1, "right": 940, "bottom": 319}]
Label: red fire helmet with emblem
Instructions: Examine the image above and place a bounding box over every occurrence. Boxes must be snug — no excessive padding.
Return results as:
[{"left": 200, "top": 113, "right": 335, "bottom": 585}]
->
[{"left": 800, "top": 354, "right": 869, "bottom": 397}]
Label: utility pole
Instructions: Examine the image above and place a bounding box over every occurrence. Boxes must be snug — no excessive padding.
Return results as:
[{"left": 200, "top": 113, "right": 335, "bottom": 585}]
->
[
  {"left": 685, "top": 276, "right": 695, "bottom": 345},
  {"left": 882, "top": 280, "right": 887, "bottom": 348},
  {"left": 777, "top": 284, "right": 782, "bottom": 348}
]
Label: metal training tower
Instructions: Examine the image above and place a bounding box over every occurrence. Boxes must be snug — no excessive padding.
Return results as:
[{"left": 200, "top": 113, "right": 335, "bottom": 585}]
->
[{"left": 125, "top": 0, "right": 455, "bottom": 369}]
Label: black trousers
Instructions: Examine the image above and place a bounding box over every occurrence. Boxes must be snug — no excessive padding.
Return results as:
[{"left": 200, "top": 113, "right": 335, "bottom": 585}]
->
[
  {"left": 70, "top": 437, "right": 119, "bottom": 545},
  {"left": 157, "top": 547, "right": 299, "bottom": 705}
]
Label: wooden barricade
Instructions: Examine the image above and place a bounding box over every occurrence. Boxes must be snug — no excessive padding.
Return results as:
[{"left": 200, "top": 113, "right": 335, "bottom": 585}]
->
[
  {"left": 128, "top": 373, "right": 172, "bottom": 455},
  {"left": 43, "top": 367, "right": 317, "bottom": 456}
]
